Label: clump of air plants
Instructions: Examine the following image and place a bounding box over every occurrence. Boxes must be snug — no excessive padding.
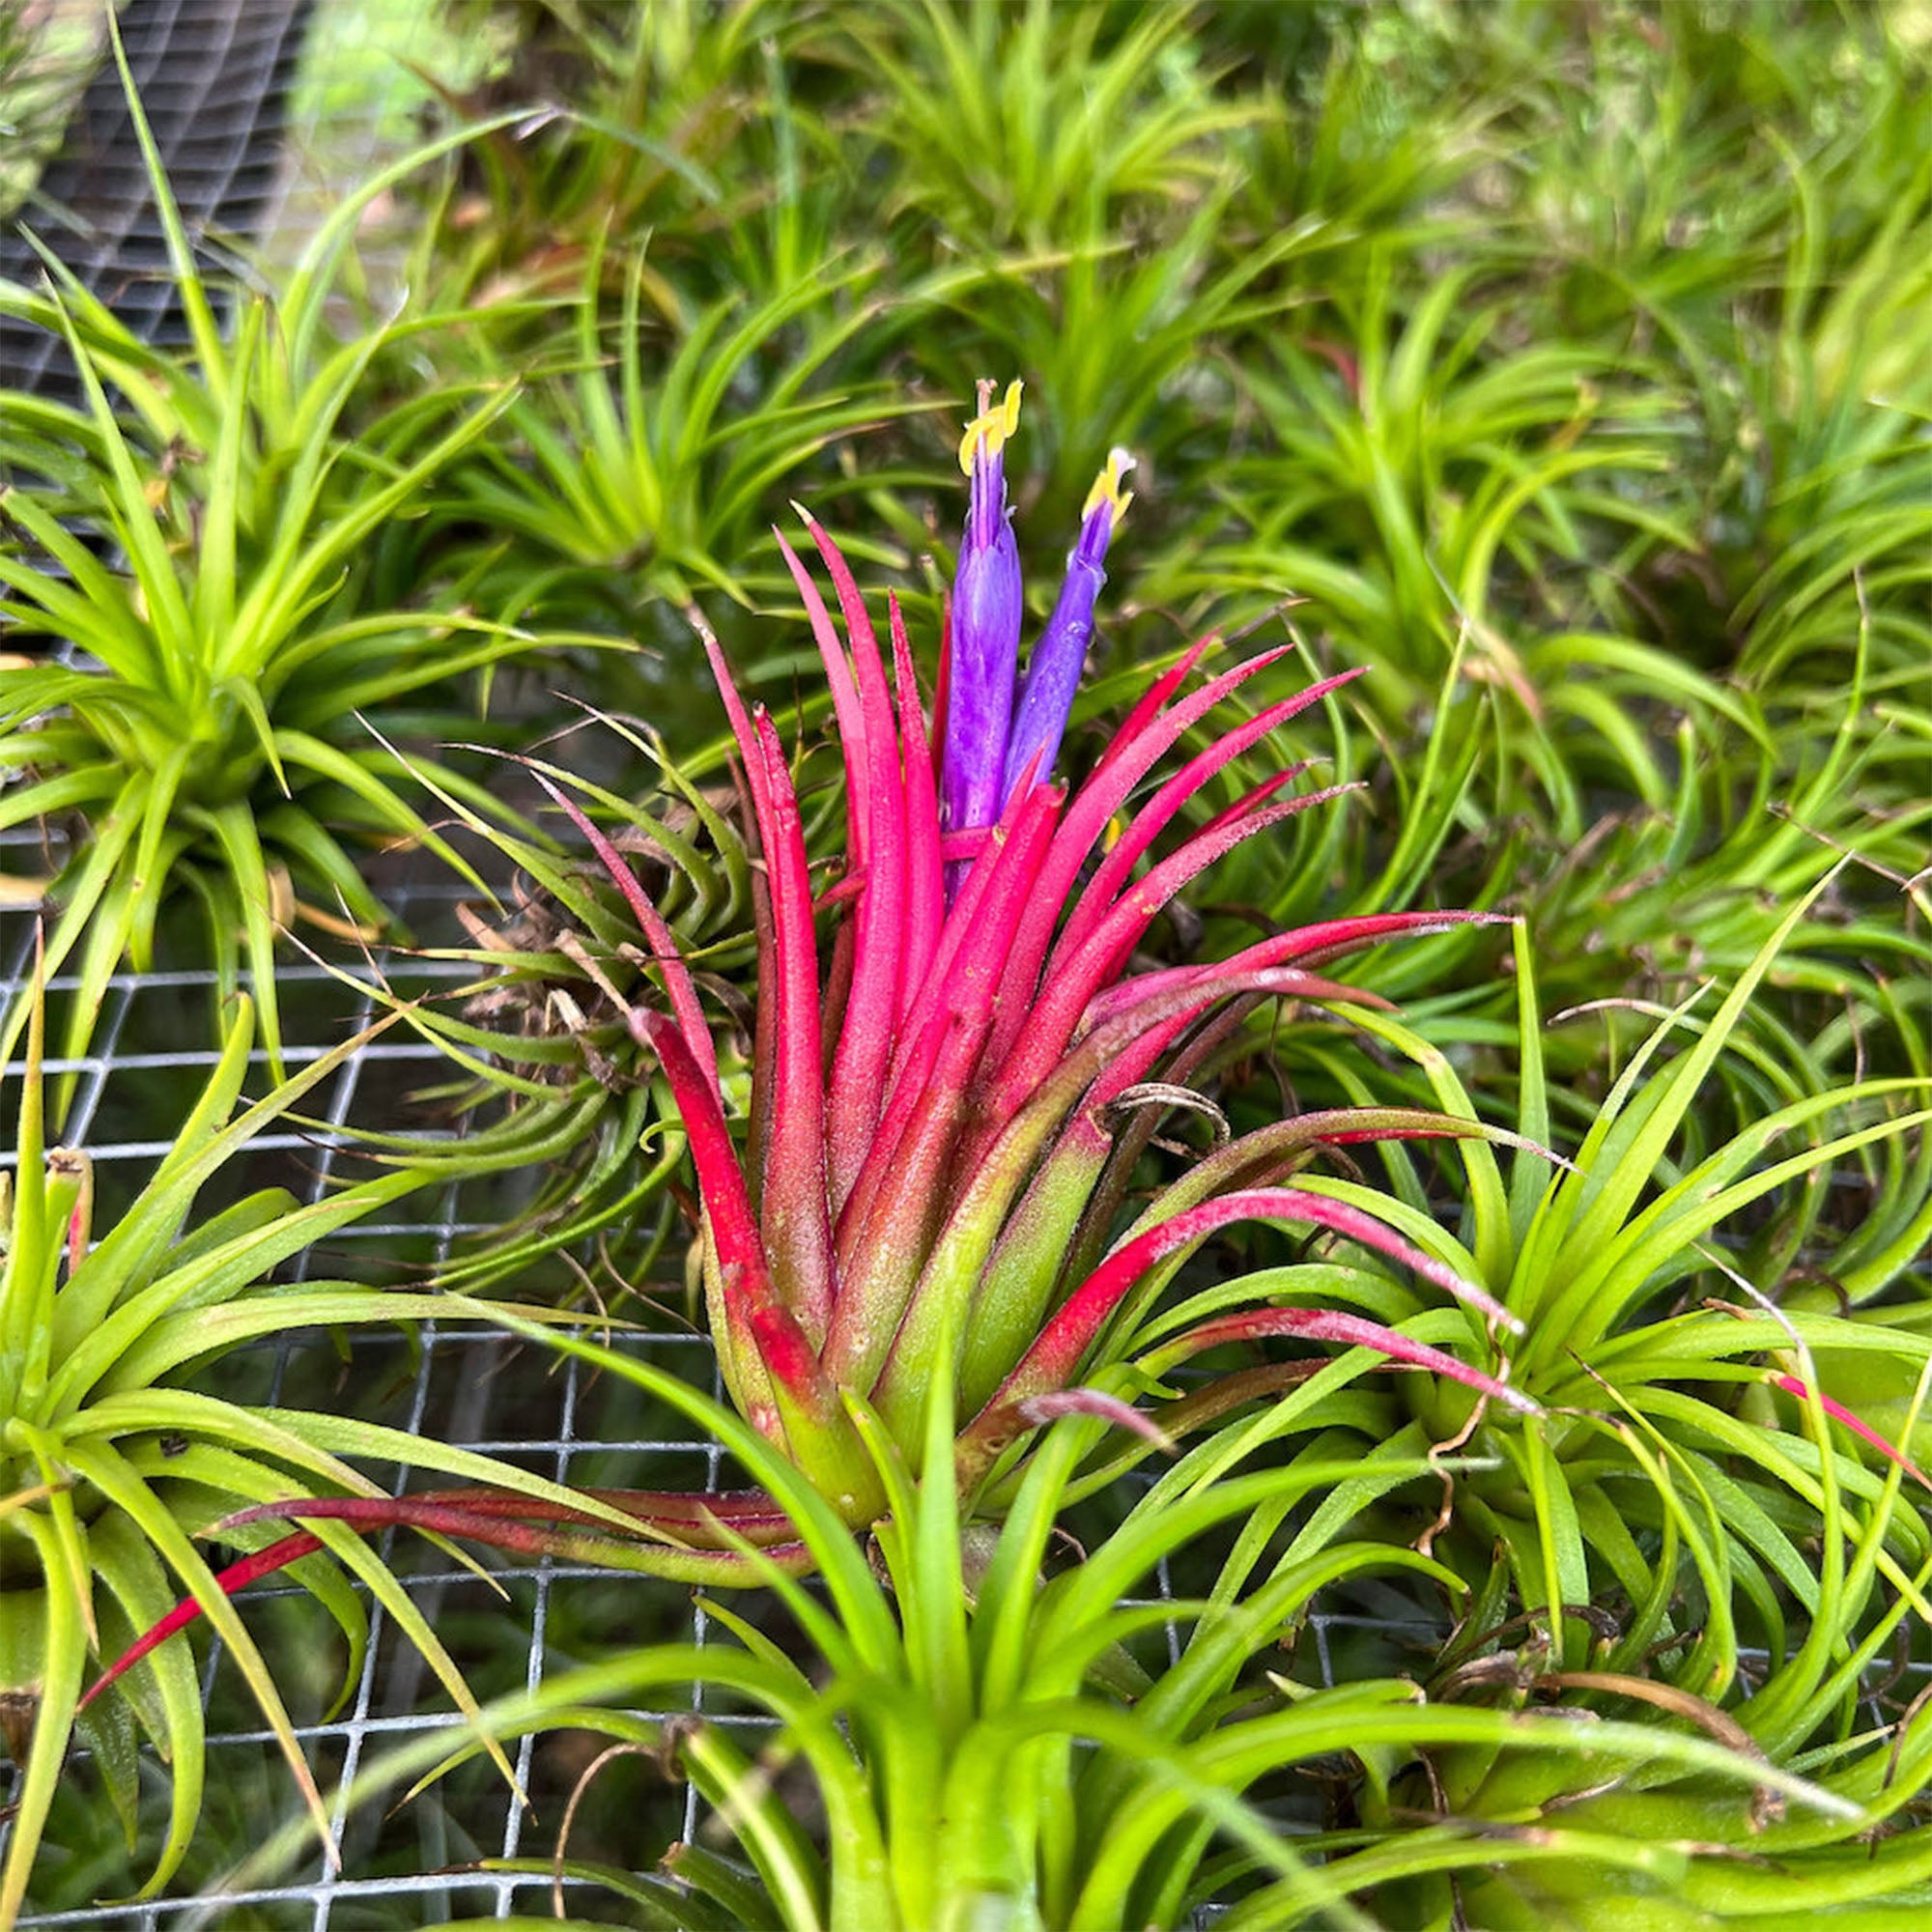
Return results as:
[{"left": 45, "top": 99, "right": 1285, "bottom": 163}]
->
[
  {"left": 148, "top": 380, "right": 1525, "bottom": 1593},
  {"left": 197, "top": 1318, "right": 1859, "bottom": 1932},
  {"left": 0, "top": 961, "right": 526, "bottom": 1913}
]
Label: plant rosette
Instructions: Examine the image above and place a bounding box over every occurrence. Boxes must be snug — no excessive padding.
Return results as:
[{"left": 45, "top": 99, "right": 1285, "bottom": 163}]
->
[
  {"left": 210, "top": 1315, "right": 1865, "bottom": 1932},
  {"left": 0, "top": 959, "right": 645, "bottom": 1917},
  {"left": 0, "top": 22, "right": 561, "bottom": 1086},
  {"left": 132, "top": 382, "right": 1532, "bottom": 1597},
  {"left": 1181, "top": 885, "right": 1932, "bottom": 1870}
]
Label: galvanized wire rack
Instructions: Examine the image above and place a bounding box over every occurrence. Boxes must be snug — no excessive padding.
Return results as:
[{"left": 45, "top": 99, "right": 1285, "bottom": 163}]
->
[{"left": 0, "top": 0, "right": 313, "bottom": 392}]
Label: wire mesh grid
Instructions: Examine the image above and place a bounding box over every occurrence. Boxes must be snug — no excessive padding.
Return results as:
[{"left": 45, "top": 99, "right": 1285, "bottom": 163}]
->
[{"left": 0, "top": 0, "right": 314, "bottom": 392}]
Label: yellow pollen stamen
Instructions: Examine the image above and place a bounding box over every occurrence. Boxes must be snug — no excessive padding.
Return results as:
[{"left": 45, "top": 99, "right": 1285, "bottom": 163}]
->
[
  {"left": 1082, "top": 445, "right": 1136, "bottom": 525},
  {"left": 957, "top": 378, "right": 1025, "bottom": 474}
]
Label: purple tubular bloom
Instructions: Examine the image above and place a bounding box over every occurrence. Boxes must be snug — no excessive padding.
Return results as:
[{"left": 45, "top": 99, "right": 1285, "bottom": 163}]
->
[
  {"left": 940, "top": 380, "right": 1025, "bottom": 837},
  {"left": 1002, "top": 447, "right": 1134, "bottom": 806}
]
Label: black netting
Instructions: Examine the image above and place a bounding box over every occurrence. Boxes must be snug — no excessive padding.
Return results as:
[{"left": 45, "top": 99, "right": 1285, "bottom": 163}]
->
[{"left": 0, "top": 0, "right": 313, "bottom": 396}]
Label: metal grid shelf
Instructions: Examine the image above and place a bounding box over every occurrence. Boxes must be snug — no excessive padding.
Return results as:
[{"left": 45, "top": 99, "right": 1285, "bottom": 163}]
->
[{"left": 0, "top": 0, "right": 315, "bottom": 395}]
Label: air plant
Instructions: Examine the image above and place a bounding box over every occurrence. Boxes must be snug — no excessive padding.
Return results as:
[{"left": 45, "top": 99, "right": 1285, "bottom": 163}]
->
[
  {"left": 212, "top": 1317, "right": 1860, "bottom": 1932},
  {"left": 1208, "top": 888, "right": 1932, "bottom": 1704},
  {"left": 436, "top": 235, "right": 913, "bottom": 637},
  {"left": 0, "top": 966, "right": 541, "bottom": 1914},
  {"left": 1352, "top": 1509, "right": 1932, "bottom": 1931},
  {"left": 1136, "top": 247, "right": 1693, "bottom": 720},
  {"left": 135, "top": 382, "right": 1527, "bottom": 1591},
  {"left": 0, "top": 24, "right": 546, "bottom": 1085}
]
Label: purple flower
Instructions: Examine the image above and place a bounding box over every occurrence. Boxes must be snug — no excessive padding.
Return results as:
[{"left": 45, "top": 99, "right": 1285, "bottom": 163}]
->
[
  {"left": 940, "top": 379, "right": 1025, "bottom": 838},
  {"left": 1002, "top": 447, "right": 1133, "bottom": 805}
]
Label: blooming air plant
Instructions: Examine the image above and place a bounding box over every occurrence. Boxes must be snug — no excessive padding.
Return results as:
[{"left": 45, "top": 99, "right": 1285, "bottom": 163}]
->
[{"left": 96, "top": 384, "right": 1529, "bottom": 1633}]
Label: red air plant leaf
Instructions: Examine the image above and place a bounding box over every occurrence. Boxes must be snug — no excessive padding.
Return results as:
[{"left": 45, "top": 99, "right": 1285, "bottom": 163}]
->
[
  {"left": 82, "top": 1533, "right": 322, "bottom": 1712},
  {"left": 83, "top": 1488, "right": 824, "bottom": 1707},
  {"left": 1768, "top": 1373, "right": 1932, "bottom": 1492}
]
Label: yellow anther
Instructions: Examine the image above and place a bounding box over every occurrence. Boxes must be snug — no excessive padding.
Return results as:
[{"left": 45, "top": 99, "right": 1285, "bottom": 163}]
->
[
  {"left": 1082, "top": 446, "right": 1136, "bottom": 525},
  {"left": 958, "top": 379, "right": 1025, "bottom": 474}
]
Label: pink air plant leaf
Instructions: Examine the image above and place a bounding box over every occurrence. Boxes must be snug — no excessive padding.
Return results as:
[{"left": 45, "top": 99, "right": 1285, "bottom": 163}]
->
[
  {"left": 979, "top": 786, "right": 1365, "bottom": 1140},
  {"left": 1010, "top": 1388, "right": 1176, "bottom": 1449},
  {"left": 1049, "top": 670, "right": 1363, "bottom": 972},
  {"left": 1097, "top": 639, "right": 1211, "bottom": 764},
  {"left": 744, "top": 708, "right": 835, "bottom": 1342},
  {"left": 961, "top": 1310, "right": 1532, "bottom": 1486},
  {"left": 782, "top": 520, "right": 909, "bottom": 1210},
  {"left": 981, "top": 668, "right": 1322, "bottom": 1056},
  {"left": 1769, "top": 1373, "right": 1932, "bottom": 1492},
  {"left": 1080, "top": 914, "right": 1505, "bottom": 1033},
  {"left": 1009, "top": 647, "right": 1307, "bottom": 1007},
  {"left": 960, "top": 1184, "right": 1515, "bottom": 1463},
  {"left": 1168, "top": 1308, "right": 1537, "bottom": 1413}
]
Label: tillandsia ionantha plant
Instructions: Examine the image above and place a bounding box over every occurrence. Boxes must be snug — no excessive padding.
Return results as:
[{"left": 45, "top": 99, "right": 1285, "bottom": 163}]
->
[
  {"left": 0, "top": 959, "right": 522, "bottom": 1916},
  {"left": 1266, "top": 888, "right": 1932, "bottom": 1624},
  {"left": 434, "top": 230, "right": 910, "bottom": 635},
  {"left": 0, "top": 949, "right": 677, "bottom": 1917},
  {"left": 217, "top": 1317, "right": 1861, "bottom": 1932},
  {"left": 0, "top": 23, "right": 547, "bottom": 1085},
  {"left": 1119, "top": 886, "right": 1932, "bottom": 1916},
  {"left": 166, "top": 381, "right": 1532, "bottom": 1584}
]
